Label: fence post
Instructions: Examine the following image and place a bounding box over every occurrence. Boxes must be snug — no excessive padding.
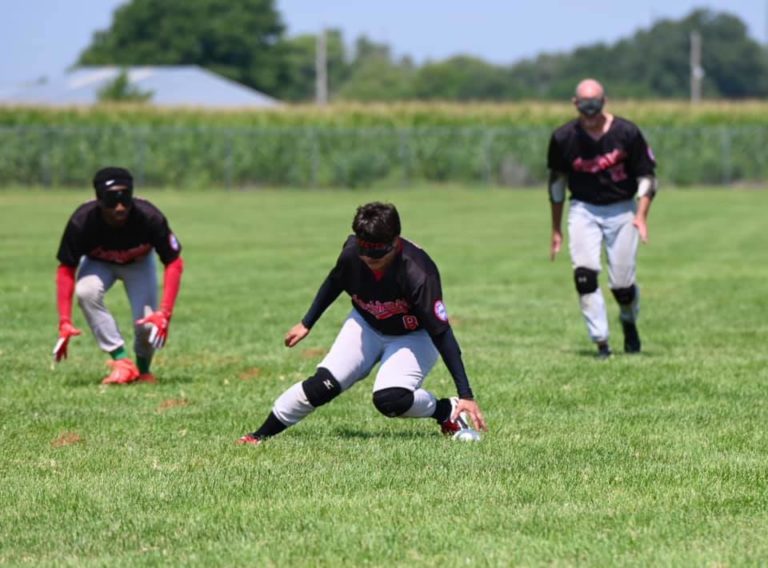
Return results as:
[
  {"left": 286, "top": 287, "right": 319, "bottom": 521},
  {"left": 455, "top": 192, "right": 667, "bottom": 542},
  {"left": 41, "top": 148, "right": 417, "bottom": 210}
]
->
[
  {"left": 42, "top": 126, "right": 53, "bottom": 188},
  {"left": 483, "top": 129, "right": 496, "bottom": 186},
  {"left": 720, "top": 126, "right": 732, "bottom": 186},
  {"left": 310, "top": 128, "right": 319, "bottom": 188},
  {"left": 136, "top": 128, "right": 146, "bottom": 187},
  {"left": 399, "top": 129, "right": 411, "bottom": 188},
  {"left": 225, "top": 128, "right": 234, "bottom": 190}
]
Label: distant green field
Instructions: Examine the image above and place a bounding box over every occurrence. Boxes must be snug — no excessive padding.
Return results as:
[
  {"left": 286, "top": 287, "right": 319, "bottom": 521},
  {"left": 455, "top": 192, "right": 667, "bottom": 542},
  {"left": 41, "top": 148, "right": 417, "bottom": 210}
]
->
[{"left": 1, "top": 187, "right": 767, "bottom": 566}]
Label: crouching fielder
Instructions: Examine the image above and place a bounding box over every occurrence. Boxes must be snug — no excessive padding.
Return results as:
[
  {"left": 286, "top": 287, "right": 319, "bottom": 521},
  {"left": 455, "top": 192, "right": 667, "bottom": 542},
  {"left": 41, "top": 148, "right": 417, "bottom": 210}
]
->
[
  {"left": 548, "top": 78, "right": 658, "bottom": 357},
  {"left": 239, "top": 202, "right": 487, "bottom": 445}
]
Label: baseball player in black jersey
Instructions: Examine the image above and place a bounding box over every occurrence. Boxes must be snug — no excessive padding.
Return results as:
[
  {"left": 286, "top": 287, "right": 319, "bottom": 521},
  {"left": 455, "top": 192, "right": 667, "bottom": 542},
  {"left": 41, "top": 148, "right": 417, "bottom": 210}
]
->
[
  {"left": 547, "top": 79, "right": 657, "bottom": 357},
  {"left": 53, "top": 167, "right": 184, "bottom": 384},
  {"left": 239, "top": 202, "right": 488, "bottom": 445}
]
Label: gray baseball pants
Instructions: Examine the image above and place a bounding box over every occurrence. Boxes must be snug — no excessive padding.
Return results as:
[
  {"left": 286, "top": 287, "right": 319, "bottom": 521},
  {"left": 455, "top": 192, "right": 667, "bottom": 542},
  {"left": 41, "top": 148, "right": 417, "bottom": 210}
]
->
[
  {"left": 568, "top": 199, "right": 640, "bottom": 343},
  {"left": 75, "top": 254, "right": 158, "bottom": 358},
  {"left": 273, "top": 310, "right": 440, "bottom": 426}
]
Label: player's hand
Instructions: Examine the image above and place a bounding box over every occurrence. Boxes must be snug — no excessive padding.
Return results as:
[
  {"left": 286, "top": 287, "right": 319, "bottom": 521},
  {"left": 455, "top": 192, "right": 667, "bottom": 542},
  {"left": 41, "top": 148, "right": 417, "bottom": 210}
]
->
[
  {"left": 284, "top": 322, "right": 310, "bottom": 348},
  {"left": 455, "top": 398, "right": 488, "bottom": 432},
  {"left": 53, "top": 320, "right": 82, "bottom": 363},
  {"left": 550, "top": 229, "right": 563, "bottom": 261},
  {"left": 136, "top": 310, "right": 171, "bottom": 349},
  {"left": 633, "top": 217, "right": 649, "bottom": 243}
]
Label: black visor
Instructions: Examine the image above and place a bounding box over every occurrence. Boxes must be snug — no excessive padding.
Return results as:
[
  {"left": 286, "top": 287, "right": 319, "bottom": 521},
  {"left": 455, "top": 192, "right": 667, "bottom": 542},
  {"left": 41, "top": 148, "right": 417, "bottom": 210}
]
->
[
  {"left": 357, "top": 238, "right": 394, "bottom": 259},
  {"left": 100, "top": 188, "right": 133, "bottom": 208}
]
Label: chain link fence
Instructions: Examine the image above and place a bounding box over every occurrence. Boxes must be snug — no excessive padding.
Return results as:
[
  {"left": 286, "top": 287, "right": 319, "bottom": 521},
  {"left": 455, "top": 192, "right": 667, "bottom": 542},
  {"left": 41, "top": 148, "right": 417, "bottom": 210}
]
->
[{"left": 1, "top": 125, "right": 766, "bottom": 188}]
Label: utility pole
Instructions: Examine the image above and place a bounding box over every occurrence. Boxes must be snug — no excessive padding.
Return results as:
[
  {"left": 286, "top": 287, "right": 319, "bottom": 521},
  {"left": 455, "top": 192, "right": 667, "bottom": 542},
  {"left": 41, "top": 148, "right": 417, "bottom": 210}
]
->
[
  {"left": 315, "top": 29, "right": 328, "bottom": 105},
  {"left": 690, "top": 31, "right": 704, "bottom": 104}
]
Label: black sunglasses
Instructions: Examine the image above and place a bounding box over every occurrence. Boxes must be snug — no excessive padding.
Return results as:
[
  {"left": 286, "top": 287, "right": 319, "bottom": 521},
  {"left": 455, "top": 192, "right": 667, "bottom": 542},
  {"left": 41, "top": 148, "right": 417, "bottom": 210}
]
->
[{"left": 100, "top": 189, "right": 133, "bottom": 208}]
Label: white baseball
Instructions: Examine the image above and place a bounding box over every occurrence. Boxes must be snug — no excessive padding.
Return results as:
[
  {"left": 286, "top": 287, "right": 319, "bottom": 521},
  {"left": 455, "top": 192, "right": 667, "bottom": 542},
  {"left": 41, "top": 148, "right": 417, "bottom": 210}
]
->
[{"left": 454, "top": 429, "right": 481, "bottom": 442}]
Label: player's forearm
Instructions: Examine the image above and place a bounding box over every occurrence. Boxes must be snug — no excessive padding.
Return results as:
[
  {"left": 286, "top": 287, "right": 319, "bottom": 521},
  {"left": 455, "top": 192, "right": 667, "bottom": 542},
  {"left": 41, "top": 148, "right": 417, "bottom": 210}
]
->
[
  {"left": 550, "top": 201, "right": 564, "bottom": 232},
  {"left": 56, "top": 264, "right": 77, "bottom": 324},
  {"left": 160, "top": 256, "right": 184, "bottom": 315},
  {"left": 635, "top": 194, "right": 653, "bottom": 222},
  {"left": 301, "top": 276, "right": 343, "bottom": 329},
  {"left": 431, "top": 328, "right": 474, "bottom": 399}
]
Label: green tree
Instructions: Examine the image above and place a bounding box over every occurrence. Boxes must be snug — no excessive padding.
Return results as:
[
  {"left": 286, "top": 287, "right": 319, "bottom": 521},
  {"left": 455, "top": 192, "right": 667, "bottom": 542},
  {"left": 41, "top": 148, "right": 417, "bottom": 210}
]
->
[
  {"left": 78, "top": 0, "right": 285, "bottom": 95},
  {"left": 336, "top": 36, "right": 416, "bottom": 101},
  {"left": 96, "top": 69, "right": 154, "bottom": 103},
  {"left": 412, "top": 56, "right": 512, "bottom": 100},
  {"left": 506, "top": 9, "right": 768, "bottom": 100}
]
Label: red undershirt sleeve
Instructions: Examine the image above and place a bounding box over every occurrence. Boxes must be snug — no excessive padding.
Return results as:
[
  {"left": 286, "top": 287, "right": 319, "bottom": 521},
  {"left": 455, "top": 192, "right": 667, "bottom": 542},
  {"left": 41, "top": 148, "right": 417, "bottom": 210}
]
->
[
  {"left": 160, "top": 257, "right": 184, "bottom": 316},
  {"left": 56, "top": 264, "right": 77, "bottom": 324}
]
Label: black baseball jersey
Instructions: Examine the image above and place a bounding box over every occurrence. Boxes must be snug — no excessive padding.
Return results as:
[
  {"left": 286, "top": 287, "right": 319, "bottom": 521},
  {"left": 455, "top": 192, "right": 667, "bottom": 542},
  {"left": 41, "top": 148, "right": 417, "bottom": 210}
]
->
[
  {"left": 303, "top": 236, "right": 450, "bottom": 336},
  {"left": 302, "top": 235, "right": 474, "bottom": 399},
  {"left": 547, "top": 116, "right": 656, "bottom": 205},
  {"left": 56, "top": 198, "right": 181, "bottom": 267}
]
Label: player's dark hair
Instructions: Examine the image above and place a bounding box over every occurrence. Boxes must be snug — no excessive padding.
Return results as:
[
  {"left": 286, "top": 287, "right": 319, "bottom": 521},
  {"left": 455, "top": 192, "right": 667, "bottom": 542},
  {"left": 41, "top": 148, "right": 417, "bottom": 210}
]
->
[
  {"left": 352, "top": 202, "right": 401, "bottom": 243},
  {"left": 92, "top": 166, "right": 133, "bottom": 197}
]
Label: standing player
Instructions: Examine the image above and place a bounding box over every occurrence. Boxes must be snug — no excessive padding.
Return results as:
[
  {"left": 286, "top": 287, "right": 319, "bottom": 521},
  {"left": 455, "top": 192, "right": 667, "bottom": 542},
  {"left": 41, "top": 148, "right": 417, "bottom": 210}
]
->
[
  {"left": 238, "top": 202, "right": 488, "bottom": 445},
  {"left": 547, "top": 78, "right": 657, "bottom": 357},
  {"left": 53, "top": 166, "right": 184, "bottom": 384}
]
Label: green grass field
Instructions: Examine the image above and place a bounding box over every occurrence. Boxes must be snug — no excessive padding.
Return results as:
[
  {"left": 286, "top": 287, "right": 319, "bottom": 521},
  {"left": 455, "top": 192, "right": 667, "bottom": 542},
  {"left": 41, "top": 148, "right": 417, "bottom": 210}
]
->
[{"left": 1, "top": 187, "right": 767, "bottom": 566}]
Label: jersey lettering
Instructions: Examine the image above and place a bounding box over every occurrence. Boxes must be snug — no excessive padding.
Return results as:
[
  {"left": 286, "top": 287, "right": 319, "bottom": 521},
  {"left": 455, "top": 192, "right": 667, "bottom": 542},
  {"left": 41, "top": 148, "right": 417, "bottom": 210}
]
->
[
  {"left": 572, "top": 149, "right": 626, "bottom": 174},
  {"left": 402, "top": 315, "right": 419, "bottom": 330},
  {"left": 352, "top": 295, "right": 410, "bottom": 320},
  {"left": 88, "top": 244, "right": 152, "bottom": 264}
]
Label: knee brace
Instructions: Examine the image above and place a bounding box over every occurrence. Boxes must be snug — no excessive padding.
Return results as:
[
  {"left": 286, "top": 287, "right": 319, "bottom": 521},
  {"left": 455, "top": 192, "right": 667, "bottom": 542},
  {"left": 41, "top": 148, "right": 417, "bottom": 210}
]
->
[
  {"left": 611, "top": 285, "right": 637, "bottom": 305},
  {"left": 372, "top": 387, "right": 414, "bottom": 418},
  {"left": 301, "top": 367, "right": 341, "bottom": 407},
  {"left": 573, "top": 267, "right": 599, "bottom": 295}
]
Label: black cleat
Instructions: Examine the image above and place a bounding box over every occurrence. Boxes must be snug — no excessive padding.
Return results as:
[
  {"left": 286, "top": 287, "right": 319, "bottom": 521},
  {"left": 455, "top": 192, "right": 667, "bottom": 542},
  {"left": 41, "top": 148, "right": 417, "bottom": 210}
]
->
[
  {"left": 621, "top": 321, "right": 642, "bottom": 353},
  {"left": 596, "top": 342, "right": 613, "bottom": 359}
]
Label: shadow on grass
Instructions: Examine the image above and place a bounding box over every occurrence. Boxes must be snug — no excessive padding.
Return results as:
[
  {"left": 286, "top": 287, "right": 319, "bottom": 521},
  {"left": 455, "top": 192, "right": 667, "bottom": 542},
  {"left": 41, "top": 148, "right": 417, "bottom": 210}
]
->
[
  {"left": 331, "top": 427, "right": 436, "bottom": 440},
  {"left": 571, "top": 348, "right": 658, "bottom": 359},
  {"left": 62, "top": 372, "right": 195, "bottom": 387}
]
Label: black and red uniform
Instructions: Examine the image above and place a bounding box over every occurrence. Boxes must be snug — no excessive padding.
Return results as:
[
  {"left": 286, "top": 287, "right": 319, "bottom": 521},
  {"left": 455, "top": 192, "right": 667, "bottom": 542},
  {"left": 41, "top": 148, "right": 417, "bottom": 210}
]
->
[
  {"left": 302, "top": 235, "right": 473, "bottom": 399},
  {"left": 57, "top": 198, "right": 181, "bottom": 267},
  {"left": 547, "top": 117, "right": 656, "bottom": 205}
]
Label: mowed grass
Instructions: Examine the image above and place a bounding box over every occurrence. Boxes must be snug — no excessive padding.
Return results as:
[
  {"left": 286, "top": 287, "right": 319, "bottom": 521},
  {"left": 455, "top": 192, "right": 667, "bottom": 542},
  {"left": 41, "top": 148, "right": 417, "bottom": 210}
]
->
[{"left": 1, "top": 186, "right": 767, "bottom": 566}]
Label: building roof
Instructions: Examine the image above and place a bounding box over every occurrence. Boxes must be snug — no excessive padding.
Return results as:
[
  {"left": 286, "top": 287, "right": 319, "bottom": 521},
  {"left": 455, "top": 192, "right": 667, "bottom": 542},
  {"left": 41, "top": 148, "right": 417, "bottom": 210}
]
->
[{"left": 0, "top": 65, "right": 279, "bottom": 108}]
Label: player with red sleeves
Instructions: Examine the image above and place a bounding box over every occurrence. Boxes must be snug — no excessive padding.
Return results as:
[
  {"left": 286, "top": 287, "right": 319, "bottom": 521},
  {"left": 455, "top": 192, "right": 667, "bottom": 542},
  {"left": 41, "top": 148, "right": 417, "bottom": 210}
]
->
[
  {"left": 53, "top": 166, "right": 184, "bottom": 384},
  {"left": 238, "top": 202, "right": 488, "bottom": 445},
  {"left": 547, "top": 78, "right": 658, "bottom": 357}
]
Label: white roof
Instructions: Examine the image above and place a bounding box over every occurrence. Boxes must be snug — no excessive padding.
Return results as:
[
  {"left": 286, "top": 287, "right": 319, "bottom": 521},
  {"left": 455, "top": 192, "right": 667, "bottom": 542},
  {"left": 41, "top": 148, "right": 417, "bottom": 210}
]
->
[{"left": 0, "top": 65, "right": 279, "bottom": 108}]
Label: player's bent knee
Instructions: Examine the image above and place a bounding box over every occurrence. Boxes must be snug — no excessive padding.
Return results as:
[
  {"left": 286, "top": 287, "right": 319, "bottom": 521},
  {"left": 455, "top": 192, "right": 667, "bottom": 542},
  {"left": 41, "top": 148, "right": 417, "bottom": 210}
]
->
[
  {"left": 573, "top": 267, "right": 599, "bottom": 295},
  {"left": 301, "top": 367, "right": 341, "bottom": 407},
  {"left": 372, "top": 387, "right": 414, "bottom": 418},
  {"left": 75, "top": 279, "right": 103, "bottom": 305},
  {"left": 611, "top": 285, "right": 636, "bottom": 305}
]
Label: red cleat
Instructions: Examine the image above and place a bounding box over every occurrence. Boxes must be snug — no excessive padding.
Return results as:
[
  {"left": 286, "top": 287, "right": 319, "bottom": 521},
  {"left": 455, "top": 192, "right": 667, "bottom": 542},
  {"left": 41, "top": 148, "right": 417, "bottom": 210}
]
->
[
  {"left": 138, "top": 372, "right": 156, "bottom": 383},
  {"left": 237, "top": 433, "right": 263, "bottom": 446},
  {"left": 101, "top": 359, "right": 141, "bottom": 385}
]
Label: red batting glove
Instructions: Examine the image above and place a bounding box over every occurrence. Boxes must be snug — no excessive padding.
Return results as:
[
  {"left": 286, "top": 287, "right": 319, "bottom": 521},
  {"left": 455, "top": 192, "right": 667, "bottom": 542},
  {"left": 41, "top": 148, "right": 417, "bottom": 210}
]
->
[
  {"left": 136, "top": 310, "right": 171, "bottom": 349},
  {"left": 53, "top": 321, "right": 82, "bottom": 363}
]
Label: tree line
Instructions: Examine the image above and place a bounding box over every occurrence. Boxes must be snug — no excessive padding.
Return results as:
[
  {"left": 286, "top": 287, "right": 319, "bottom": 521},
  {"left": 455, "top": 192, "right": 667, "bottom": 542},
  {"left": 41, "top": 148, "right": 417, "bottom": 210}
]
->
[{"left": 78, "top": 0, "right": 768, "bottom": 102}]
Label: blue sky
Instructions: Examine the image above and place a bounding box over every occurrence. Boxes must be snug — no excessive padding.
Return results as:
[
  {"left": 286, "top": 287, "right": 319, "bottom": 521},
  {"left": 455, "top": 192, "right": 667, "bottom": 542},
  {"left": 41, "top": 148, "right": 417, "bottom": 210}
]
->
[{"left": 0, "top": 0, "right": 763, "bottom": 85}]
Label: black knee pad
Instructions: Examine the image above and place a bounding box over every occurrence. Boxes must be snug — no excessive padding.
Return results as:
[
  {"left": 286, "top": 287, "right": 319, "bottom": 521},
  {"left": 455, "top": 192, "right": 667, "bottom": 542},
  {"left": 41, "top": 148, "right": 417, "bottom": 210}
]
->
[
  {"left": 372, "top": 388, "right": 414, "bottom": 418},
  {"left": 611, "top": 285, "right": 637, "bottom": 305},
  {"left": 302, "top": 367, "right": 341, "bottom": 407},
  {"left": 574, "top": 267, "right": 599, "bottom": 295}
]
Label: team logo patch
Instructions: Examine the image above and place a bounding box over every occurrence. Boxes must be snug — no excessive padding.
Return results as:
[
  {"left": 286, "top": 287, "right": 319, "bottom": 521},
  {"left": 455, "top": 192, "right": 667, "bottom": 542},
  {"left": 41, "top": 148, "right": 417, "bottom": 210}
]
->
[
  {"left": 169, "top": 234, "right": 179, "bottom": 251},
  {"left": 433, "top": 300, "right": 448, "bottom": 322}
]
